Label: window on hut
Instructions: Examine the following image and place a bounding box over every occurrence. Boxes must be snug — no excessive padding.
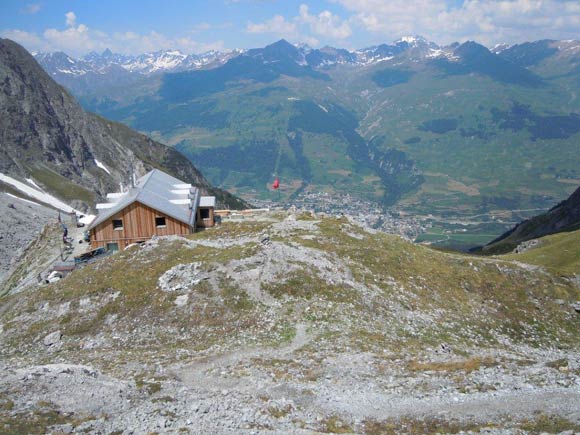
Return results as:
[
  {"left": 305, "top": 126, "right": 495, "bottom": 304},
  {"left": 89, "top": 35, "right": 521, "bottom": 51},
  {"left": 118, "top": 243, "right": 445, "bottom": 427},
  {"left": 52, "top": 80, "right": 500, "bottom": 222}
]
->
[
  {"left": 200, "top": 208, "right": 210, "bottom": 219},
  {"left": 112, "top": 219, "right": 123, "bottom": 230},
  {"left": 155, "top": 216, "right": 166, "bottom": 227}
]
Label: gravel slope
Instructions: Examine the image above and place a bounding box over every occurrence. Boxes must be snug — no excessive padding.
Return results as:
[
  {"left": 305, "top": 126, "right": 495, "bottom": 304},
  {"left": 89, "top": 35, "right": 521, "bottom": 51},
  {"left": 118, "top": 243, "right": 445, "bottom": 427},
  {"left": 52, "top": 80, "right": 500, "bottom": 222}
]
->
[{"left": 0, "top": 191, "right": 56, "bottom": 283}]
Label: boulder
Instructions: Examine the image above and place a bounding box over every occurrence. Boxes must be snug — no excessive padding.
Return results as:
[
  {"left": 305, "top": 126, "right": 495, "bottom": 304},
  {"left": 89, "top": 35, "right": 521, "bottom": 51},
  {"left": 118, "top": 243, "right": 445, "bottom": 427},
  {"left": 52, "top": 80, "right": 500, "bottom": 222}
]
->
[{"left": 43, "top": 330, "right": 62, "bottom": 346}]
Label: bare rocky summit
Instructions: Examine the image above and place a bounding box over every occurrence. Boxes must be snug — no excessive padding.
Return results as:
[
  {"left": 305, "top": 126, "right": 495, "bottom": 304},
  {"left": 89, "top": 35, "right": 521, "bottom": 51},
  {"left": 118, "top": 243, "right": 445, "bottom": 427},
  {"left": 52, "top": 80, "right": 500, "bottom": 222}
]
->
[{"left": 1, "top": 212, "right": 579, "bottom": 434}]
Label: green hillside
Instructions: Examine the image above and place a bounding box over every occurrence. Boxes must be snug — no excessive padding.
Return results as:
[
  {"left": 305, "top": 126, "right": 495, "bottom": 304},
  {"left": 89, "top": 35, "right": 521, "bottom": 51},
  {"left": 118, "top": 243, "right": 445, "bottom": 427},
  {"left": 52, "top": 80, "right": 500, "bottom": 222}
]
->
[
  {"left": 503, "top": 229, "right": 580, "bottom": 274},
  {"left": 74, "top": 41, "right": 580, "bottom": 248}
]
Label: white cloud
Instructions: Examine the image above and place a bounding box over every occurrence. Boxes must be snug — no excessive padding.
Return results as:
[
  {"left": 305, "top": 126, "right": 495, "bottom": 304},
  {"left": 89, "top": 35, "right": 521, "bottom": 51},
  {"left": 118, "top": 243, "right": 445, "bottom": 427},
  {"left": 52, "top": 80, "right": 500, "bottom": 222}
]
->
[
  {"left": 0, "top": 29, "right": 49, "bottom": 53},
  {"left": 247, "top": 15, "right": 297, "bottom": 35},
  {"left": 191, "top": 22, "right": 212, "bottom": 32},
  {"left": 298, "top": 4, "right": 352, "bottom": 39},
  {"left": 246, "top": 3, "right": 351, "bottom": 46},
  {"left": 2, "top": 12, "right": 225, "bottom": 56},
  {"left": 21, "top": 3, "right": 41, "bottom": 14},
  {"left": 189, "top": 22, "right": 233, "bottom": 34},
  {"left": 65, "top": 11, "right": 77, "bottom": 28},
  {"left": 334, "top": 0, "right": 580, "bottom": 45}
]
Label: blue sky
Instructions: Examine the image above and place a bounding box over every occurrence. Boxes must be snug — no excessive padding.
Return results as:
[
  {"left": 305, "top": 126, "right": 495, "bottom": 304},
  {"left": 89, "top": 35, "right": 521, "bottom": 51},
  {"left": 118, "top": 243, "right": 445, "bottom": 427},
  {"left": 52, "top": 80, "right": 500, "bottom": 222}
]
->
[{"left": 1, "top": 0, "right": 579, "bottom": 56}]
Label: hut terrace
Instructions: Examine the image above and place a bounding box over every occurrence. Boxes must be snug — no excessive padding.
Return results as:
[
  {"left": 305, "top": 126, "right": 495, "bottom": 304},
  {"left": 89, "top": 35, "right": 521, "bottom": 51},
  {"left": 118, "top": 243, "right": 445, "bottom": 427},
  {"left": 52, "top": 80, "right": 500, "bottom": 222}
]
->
[{"left": 88, "top": 169, "right": 215, "bottom": 251}]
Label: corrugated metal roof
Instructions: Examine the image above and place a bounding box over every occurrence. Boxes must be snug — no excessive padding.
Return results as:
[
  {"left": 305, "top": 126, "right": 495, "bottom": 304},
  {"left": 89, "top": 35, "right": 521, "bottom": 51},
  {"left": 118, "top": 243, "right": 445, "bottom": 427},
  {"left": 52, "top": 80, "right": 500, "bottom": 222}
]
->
[
  {"left": 199, "top": 196, "right": 216, "bottom": 208},
  {"left": 89, "top": 169, "right": 209, "bottom": 230}
]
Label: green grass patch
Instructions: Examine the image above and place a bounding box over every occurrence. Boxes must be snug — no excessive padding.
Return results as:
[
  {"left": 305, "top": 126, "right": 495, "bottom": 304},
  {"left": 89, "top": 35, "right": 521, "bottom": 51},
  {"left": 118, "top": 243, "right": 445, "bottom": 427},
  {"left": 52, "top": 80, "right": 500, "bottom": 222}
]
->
[
  {"left": 503, "top": 229, "right": 580, "bottom": 275},
  {"left": 407, "top": 357, "right": 496, "bottom": 373},
  {"left": 28, "top": 165, "right": 95, "bottom": 204},
  {"left": 319, "top": 415, "right": 353, "bottom": 434},
  {"left": 520, "top": 413, "right": 580, "bottom": 433},
  {"left": 362, "top": 417, "right": 482, "bottom": 435}
]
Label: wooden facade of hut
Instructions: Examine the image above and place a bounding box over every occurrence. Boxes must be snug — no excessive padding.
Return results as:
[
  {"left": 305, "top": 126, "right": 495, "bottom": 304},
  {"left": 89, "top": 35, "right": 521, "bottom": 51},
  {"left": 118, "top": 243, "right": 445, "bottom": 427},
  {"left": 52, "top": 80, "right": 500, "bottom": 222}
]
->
[{"left": 88, "top": 169, "right": 215, "bottom": 251}]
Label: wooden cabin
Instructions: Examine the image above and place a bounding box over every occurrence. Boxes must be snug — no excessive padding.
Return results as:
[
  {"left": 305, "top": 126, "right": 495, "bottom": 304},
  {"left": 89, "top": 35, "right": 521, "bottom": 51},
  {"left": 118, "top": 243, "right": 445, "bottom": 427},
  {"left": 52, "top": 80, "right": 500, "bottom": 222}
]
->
[{"left": 88, "top": 169, "right": 216, "bottom": 251}]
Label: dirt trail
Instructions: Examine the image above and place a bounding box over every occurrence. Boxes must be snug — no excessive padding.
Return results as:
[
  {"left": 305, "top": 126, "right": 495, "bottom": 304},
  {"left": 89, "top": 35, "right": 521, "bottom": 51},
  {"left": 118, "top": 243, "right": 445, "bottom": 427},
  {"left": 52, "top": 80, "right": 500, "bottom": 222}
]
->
[{"left": 175, "top": 323, "right": 310, "bottom": 391}]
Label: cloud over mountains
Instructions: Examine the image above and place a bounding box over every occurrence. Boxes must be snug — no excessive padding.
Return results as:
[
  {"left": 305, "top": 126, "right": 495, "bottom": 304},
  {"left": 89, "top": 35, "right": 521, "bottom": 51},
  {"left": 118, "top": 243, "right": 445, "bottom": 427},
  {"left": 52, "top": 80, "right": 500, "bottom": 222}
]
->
[{"left": 2, "top": 1, "right": 579, "bottom": 56}]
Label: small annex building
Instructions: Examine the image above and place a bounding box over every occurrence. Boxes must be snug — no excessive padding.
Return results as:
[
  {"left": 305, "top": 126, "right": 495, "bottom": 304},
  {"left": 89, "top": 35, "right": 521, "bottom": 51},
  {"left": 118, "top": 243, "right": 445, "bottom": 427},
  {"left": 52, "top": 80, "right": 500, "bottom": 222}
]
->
[{"left": 88, "top": 169, "right": 215, "bottom": 251}]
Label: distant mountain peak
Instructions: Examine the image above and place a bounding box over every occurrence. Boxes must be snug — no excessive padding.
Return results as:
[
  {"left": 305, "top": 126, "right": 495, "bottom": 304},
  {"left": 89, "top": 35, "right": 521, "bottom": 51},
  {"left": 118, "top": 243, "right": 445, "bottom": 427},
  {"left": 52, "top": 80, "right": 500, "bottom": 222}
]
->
[
  {"left": 491, "top": 42, "right": 511, "bottom": 54},
  {"left": 396, "top": 35, "right": 427, "bottom": 44},
  {"left": 38, "top": 48, "right": 238, "bottom": 78},
  {"left": 268, "top": 39, "right": 295, "bottom": 50},
  {"left": 455, "top": 40, "right": 492, "bottom": 57},
  {"left": 294, "top": 42, "right": 312, "bottom": 52},
  {"left": 257, "top": 39, "right": 303, "bottom": 63}
]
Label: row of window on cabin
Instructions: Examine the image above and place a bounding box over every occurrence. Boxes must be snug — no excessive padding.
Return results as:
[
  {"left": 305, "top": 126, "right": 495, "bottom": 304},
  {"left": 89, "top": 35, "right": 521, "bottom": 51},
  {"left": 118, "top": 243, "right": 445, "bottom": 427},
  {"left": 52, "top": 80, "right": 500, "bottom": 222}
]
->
[
  {"left": 111, "top": 210, "right": 210, "bottom": 230},
  {"left": 112, "top": 216, "right": 166, "bottom": 230}
]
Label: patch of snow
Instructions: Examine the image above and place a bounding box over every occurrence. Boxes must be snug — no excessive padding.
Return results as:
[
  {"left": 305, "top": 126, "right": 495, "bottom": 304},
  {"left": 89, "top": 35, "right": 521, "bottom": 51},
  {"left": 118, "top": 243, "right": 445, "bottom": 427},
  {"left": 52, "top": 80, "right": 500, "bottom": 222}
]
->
[
  {"left": 55, "top": 68, "right": 87, "bottom": 76},
  {"left": 78, "top": 214, "right": 96, "bottom": 225},
  {"left": 400, "top": 36, "right": 418, "bottom": 43},
  {"left": 94, "top": 159, "right": 111, "bottom": 175},
  {"left": 362, "top": 55, "right": 393, "bottom": 65},
  {"left": 0, "top": 173, "right": 89, "bottom": 219},
  {"left": 4, "top": 192, "right": 43, "bottom": 206},
  {"left": 427, "top": 49, "right": 444, "bottom": 58},
  {"left": 26, "top": 178, "right": 42, "bottom": 190},
  {"left": 492, "top": 43, "right": 510, "bottom": 53}
]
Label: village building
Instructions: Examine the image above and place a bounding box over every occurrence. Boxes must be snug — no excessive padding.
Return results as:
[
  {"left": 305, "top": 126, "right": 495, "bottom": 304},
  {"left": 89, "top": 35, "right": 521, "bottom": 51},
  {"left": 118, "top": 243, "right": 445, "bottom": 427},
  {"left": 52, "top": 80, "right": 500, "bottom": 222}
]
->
[{"left": 88, "top": 169, "right": 215, "bottom": 251}]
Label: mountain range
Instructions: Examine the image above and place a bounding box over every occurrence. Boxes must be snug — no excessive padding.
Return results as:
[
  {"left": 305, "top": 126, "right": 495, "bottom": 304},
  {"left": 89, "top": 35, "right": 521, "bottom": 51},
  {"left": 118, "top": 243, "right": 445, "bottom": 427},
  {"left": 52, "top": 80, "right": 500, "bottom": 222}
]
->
[
  {"left": 34, "top": 36, "right": 580, "bottom": 248},
  {"left": 34, "top": 36, "right": 446, "bottom": 79},
  {"left": 0, "top": 38, "right": 246, "bottom": 211}
]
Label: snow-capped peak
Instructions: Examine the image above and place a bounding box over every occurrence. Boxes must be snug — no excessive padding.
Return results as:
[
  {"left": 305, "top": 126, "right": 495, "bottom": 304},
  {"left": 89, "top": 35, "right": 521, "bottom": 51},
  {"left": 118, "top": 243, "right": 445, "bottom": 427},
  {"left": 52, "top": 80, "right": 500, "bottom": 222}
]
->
[
  {"left": 399, "top": 36, "right": 419, "bottom": 43},
  {"left": 294, "top": 42, "right": 312, "bottom": 53},
  {"left": 395, "top": 35, "right": 429, "bottom": 46},
  {"left": 165, "top": 50, "right": 185, "bottom": 57},
  {"left": 491, "top": 43, "right": 511, "bottom": 54}
]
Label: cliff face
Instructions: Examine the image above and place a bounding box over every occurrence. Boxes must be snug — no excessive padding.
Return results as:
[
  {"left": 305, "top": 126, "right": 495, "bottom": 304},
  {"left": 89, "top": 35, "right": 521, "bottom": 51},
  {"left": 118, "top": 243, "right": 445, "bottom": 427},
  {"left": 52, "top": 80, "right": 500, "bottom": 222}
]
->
[
  {"left": 0, "top": 38, "right": 246, "bottom": 210},
  {"left": 482, "top": 185, "right": 580, "bottom": 254}
]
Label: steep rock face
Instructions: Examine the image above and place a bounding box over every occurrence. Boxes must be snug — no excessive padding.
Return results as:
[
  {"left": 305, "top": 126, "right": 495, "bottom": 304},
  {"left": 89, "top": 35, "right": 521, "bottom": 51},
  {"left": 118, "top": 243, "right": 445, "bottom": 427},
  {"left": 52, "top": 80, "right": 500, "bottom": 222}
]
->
[
  {"left": 482, "top": 185, "right": 580, "bottom": 254},
  {"left": 0, "top": 38, "right": 246, "bottom": 209}
]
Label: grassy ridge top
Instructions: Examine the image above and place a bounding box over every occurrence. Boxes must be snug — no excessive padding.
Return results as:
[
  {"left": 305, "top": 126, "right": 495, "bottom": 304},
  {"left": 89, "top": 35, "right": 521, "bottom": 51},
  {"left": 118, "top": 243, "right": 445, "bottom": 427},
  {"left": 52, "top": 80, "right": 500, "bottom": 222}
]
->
[
  {"left": 503, "top": 229, "right": 580, "bottom": 275},
  {"left": 1, "top": 213, "right": 579, "bottom": 371}
]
